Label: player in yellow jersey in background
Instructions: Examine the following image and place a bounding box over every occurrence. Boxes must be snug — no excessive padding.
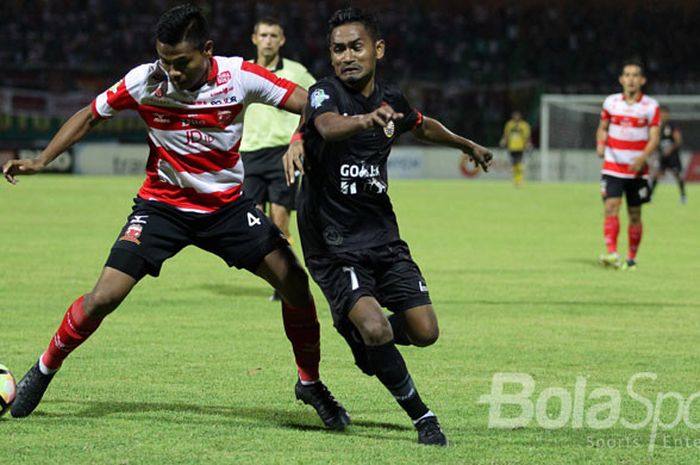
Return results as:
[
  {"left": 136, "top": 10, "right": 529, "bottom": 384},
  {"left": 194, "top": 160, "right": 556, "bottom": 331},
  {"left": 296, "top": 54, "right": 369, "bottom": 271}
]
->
[
  {"left": 240, "top": 17, "right": 316, "bottom": 300},
  {"left": 499, "top": 111, "right": 532, "bottom": 187}
]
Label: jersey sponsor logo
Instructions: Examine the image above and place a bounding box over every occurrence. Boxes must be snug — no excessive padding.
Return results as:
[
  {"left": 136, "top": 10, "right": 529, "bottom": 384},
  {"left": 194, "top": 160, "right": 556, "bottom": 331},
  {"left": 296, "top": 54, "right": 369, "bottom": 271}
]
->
[
  {"left": 310, "top": 89, "right": 330, "bottom": 109},
  {"left": 418, "top": 280, "right": 429, "bottom": 293},
  {"left": 216, "top": 71, "right": 231, "bottom": 86},
  {"left": 340, "top": 163, "right": 380, "bottom": 178},
  {"left": 383, "top": 120, "right": 395, "bottom": 138},
  {"left": 323, "top": 225, "right": 343, "bottom": 246},
  {"left": 185, "top": 129, "right": 214, "bottom": 145},
  {"left": 153, "top": 113, "right": 171, "bottom": 124},
  {"left": 120, "top": 223, "right": 143, "bottom": 245},
  {"left": 247, "top": 211, "right": 262, "bottom": 227}
]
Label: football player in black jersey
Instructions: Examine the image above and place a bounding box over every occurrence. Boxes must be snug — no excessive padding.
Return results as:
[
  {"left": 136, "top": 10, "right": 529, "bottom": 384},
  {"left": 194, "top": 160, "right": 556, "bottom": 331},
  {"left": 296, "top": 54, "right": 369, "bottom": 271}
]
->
[
  {"left": 651, "top": 106, "right": 687, "bottom": 204},
  {"left": 284, "top": 8, "right": 492, "bottom": 446}
]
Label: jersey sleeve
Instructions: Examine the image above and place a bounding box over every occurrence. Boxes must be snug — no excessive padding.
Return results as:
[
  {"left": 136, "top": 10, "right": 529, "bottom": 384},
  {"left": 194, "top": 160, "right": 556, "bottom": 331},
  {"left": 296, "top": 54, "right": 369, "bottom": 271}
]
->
[
  {"left": 306, "top": 81, "right": 340, "bottom": 124},
  {"left": 600, "top": 98, "right": 612, "bottom": 121},
  {"left": 91, "top": 67, "right": 142, "bottom": 119},
  {"left": 650, "top": 104, "right": 661, "bottom": 127},
  {"left": 391, "top": 87, "right": 423, "bottom": 134},
  {"left": 240, "top": 61, "right": 297, "bottom": 108}
]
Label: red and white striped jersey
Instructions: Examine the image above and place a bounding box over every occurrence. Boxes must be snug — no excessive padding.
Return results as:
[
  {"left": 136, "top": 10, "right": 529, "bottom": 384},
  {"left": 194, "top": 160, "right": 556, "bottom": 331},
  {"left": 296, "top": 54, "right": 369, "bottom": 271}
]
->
[
  {"left": 91, "top": 56, "right": 297, "bottom": 213},
  {"left": 600, "top": 93, "right": 660, "bottom": 179}
]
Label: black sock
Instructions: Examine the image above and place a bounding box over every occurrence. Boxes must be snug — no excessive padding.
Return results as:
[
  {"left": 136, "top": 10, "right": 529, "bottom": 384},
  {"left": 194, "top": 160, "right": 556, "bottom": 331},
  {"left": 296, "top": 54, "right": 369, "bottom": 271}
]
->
[
  {"left": 651, "top": 178, "right": 658, "bottom": 194},
  {"left": 679, "top": 180, "right": 686, "bottom": 197},
  {"left": 388, "top": 314, "right": 412, "bottom": 346},
  {"left": 365, "top": 341, "right": 429, "bottom": 421}
]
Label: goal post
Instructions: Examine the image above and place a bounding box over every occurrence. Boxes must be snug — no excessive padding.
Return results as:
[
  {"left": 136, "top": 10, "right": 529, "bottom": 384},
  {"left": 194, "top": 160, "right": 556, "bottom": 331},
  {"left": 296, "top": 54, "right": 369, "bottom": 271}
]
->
[{"left": 539, "top": 94, "right": 700, "bottom": 182}]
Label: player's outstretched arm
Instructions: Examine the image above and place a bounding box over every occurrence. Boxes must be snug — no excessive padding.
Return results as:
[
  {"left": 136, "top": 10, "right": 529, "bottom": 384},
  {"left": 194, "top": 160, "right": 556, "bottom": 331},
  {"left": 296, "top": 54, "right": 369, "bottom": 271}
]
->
[
  {"left": 314, "top": 105, "right": 404, "bottom": 142},
  {"left": 3, "top": 105, "right": 101, "bottom": 184},
  {"left": 412, "top": 116, "right": 493, "bottom": 172}
]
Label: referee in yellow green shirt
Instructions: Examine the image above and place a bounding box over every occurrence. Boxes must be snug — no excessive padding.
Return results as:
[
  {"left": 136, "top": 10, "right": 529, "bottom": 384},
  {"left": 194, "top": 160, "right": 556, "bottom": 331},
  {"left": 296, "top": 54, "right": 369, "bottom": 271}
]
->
[
  {"left": 240, "top": 17, "right": 315, "bottom": 266},
  {"left": 499, "top": 111, "right": 532, "bottom": 187}
]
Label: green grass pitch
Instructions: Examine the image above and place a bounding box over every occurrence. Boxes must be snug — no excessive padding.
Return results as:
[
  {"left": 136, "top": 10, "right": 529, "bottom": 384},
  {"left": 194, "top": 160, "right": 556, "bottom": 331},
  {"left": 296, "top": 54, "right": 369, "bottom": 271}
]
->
[{"left": 1, "top": 176, "right": 698, "bottom": 464}]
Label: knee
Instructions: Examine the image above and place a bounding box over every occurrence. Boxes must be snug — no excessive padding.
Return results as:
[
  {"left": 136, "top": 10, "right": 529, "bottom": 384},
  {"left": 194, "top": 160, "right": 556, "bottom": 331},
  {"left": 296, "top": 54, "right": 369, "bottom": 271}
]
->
[
  {"left": 357, "top": 318, "right": 393, "bottom": 346},
  {"left": 410, "top": 325, "right": 439, "bottom": 347}
]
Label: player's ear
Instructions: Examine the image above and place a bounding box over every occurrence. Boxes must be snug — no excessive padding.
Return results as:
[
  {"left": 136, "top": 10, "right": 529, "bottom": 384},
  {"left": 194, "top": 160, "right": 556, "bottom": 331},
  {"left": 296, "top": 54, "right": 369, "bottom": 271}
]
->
[
  {"left": 375, "top": 39, "right": 385, "bottom": 60},
  {"left": 279, "top": 33, "right": 286, "bottom": 48},
  {"left": 640, "top": 76, "right": 647, "bottom": 87},
  {"left": 203, "top": 40, "right": 214, "bottom": 58},
  {"left": 618, "top": 75, "right": 624, "bottom": 87}
]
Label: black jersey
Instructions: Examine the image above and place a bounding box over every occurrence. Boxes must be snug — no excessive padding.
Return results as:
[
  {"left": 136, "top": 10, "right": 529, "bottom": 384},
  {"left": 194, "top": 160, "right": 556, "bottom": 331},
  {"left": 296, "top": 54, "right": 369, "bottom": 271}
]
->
[
  {"left": 660, "top": 122, "right": 679, "bottom": 157},
  {"left": 298, "top": 76, "right": 423, "bottom": 258}
]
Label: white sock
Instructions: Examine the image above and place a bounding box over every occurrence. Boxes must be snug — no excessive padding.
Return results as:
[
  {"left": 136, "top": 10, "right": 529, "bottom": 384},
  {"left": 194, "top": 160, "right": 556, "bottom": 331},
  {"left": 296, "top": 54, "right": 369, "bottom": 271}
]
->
[
  {"left": 300, "top": 378, "right": 319, "bottom": 386},
  {"left": 38, "top": 354, "right": 59, "bottom": 375},
  {"left": 413, "top": 410, "right": 436, "bottom": 425}
]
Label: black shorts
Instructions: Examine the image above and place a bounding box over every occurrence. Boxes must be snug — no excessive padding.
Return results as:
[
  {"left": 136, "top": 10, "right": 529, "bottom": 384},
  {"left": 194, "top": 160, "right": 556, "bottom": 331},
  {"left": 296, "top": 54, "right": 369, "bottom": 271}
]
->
[
  {"left": 106, "top": 195, "right": 288, "bottom": 280},
  {"left": 241, "top": 146, "right": 297, "bottom": 210},
  {"left": 600, "top": 174, "right": 651, "bottom": 207},
  {"left": 305, "top": 240, "right": 432, "bottom": 327},
  {"left": 659, "top": 153, "right": 682, "bottom": 172},
  {"left": 509, "top": 151, "right": 524, "bottom": 164}
]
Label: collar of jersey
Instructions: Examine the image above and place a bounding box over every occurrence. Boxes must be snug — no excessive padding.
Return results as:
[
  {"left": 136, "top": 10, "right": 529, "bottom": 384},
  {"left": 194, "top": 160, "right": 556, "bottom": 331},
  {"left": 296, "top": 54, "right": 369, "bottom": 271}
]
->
[{"left": 206, "top": 57, "right": 219, "bottom": 83}]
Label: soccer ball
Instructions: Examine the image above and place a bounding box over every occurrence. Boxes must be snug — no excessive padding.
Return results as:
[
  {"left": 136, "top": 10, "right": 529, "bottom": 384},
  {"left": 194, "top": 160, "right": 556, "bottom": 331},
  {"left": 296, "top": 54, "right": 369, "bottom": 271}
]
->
[{"left": 0, "top": 364, "right": 17, "bottom": 417}]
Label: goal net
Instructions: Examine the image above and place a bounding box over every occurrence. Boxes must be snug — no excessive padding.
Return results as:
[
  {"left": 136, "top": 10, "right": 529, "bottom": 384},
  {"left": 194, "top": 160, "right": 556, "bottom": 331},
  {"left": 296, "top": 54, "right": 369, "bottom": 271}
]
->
[{"left": 539, "top": 94, "right": 700, "bottom": 182}]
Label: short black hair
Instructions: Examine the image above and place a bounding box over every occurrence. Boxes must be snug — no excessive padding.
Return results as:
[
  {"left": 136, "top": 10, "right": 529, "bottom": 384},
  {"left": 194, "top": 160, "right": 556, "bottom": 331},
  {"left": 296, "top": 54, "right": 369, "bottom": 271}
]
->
[
  {"left": 327, "top": 7, "right": 381, "bottom": 44},
  {"left": 156, "top": 4, "right": 208, "bottom": 49},
  {"left": 254, "top": 16, "right": 284, "bottom": 34},
  {"left": 621, "top": 58, "right": 645, "bottom": 76}
]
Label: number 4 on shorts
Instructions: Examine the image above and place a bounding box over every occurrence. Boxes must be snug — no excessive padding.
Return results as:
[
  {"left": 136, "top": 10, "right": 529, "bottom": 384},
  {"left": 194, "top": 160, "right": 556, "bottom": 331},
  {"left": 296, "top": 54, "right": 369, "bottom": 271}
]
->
[{"left": 247, "top": 212, "right": 261, "bottom": 227}]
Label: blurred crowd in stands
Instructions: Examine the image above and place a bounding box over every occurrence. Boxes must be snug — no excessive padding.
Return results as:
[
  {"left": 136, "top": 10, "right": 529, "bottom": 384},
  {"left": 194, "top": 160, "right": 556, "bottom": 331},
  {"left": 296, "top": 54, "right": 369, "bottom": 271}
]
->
[{"left": 2, "top": 0, "right": 699, "bottom": 144}]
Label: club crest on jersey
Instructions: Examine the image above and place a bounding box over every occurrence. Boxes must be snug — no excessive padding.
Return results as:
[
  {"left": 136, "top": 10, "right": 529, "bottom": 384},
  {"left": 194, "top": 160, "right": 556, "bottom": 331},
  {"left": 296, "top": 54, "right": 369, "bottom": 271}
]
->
[
  {"left": 120, "top": 224, "right": 143, "bottom": 245},
  {"left": 216, "top": 71, "right": 231, "bottom": 86},
  {"left": 311, "top": 89, "right": 330, "bottom": 109},
  {"left": 217, "top": 110, "right": 234, "bottom": 125},
  {"left": 383, "top": 120, "right": 395, "bottom": 138}
]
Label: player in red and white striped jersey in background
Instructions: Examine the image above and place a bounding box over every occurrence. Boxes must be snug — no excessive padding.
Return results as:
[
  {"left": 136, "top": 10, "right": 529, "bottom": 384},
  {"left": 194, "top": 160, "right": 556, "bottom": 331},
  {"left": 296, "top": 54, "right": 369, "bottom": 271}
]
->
[
  {"left": 2, "top": 4, "right": 350, "bottom": 429},
  {"left": 596, "top": 60, "right": 660, "bottom": 270}
]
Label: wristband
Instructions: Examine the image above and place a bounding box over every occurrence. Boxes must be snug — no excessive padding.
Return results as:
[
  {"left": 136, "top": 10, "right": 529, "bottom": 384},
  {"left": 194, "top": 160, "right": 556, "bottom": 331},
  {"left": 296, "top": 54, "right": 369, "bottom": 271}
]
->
[{"left": 290, "top": 132, "right": 303, "bottom": 144}]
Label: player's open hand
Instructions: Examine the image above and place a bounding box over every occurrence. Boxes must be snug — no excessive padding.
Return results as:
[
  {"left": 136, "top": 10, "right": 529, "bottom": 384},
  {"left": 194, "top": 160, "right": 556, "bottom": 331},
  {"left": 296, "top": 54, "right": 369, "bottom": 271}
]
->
[
  {"left": 629, "top": 155, "right": 647, "bottom": 173},
  {"left": 467, "top": 145, "right": 493, "bottom": 172},
  {"left": 362, "top": 105, "right": 404, "bottom": 129},
  {"left": 283, "top": 139, "right": 305, "bottom": 186},
  {"left": 2, "top": 158, "right": 45, "bottom": 185}
]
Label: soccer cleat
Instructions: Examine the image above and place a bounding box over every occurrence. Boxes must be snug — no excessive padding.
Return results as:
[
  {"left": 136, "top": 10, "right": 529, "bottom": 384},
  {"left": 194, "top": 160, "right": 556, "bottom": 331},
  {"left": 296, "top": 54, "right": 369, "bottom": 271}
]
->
[
  {"left": 621, "top": 259, "right": 637, "bottom": 271},
  {"left": 415, "top": 415, "right": 448, "bottom": 446},
  {"left": 10, "top": 361, "right": 56, "bottom": 418},
  {"left": 295, "top": 379, "right": 351, "bottom": 430},
  {"left": 680, "top": 195, "right": 687, "bottom": 205},
  {"left": 598, "top": 252, "right": 622, "bottom": 269}
]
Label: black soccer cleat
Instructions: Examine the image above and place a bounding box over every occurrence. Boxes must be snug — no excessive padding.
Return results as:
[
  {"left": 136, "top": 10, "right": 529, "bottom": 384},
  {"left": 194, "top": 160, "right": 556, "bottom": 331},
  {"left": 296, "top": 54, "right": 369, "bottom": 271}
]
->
[
  {"left": 415, "top": 416, "right": 448, "bottom": 446},
  {"left": 10, "top": 361, "right": 56, "bottom": 418},
  {"left": 295, "top": 379, "right": 351, "bottom": 430}
]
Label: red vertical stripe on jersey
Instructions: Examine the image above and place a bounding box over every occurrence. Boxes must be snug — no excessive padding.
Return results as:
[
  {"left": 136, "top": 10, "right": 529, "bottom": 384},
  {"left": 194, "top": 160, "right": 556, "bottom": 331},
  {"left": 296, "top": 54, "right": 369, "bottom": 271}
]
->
[{"left": 650, "top": 106, "right": 661, "bottom": 126}]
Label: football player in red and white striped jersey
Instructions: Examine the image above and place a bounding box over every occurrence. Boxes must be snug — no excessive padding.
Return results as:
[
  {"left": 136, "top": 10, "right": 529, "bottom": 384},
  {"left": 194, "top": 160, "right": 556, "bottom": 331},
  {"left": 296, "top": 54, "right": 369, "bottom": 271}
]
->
[
  {"left": 596, "top": 60, "right": 660, "bottom": 270},
  {"left": 3, "top": 4, "right": 350, "bottom": 429}
]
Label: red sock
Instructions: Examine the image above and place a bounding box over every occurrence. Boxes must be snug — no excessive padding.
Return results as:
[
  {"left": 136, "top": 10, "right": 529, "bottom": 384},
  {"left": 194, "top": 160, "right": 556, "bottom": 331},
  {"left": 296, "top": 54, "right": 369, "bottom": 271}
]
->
[
  {"left": 628, "top": 223, "right": 643, "bottom": 260},
  {"left": 282, "top": 297, "right": 320, "bottom": 382},
  {"left": 42, "top": 296, "right": 103, "bottom": 370},
  {"left": 604, "top": 216, "right": 620, "bottom": 253}
]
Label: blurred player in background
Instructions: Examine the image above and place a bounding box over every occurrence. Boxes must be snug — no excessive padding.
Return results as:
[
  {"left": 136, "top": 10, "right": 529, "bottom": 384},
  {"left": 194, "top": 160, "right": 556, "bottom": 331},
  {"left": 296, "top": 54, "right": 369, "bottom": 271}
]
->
[
  {"left": 597, "top": 60, "right": 660, "bottom": 270},
  {"left": 3, "top": 3, "right": 349, "bottom": 430},
  {"left": 284, "top": 7, "right": 492, "bottom": 446},
  {"left": 499, "top": 110, "right": 531, "bottom": 187},
  {"left": 650, "top": 106, "right": 687, "bottom": 204},
  {"left": 240, "top": 18, "right": 316, "bottom": 301}
]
